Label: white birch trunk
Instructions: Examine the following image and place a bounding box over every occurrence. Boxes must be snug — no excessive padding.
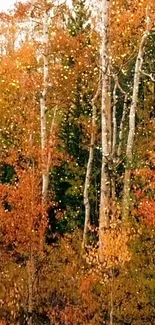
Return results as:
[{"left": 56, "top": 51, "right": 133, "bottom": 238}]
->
[
  {"left": 112, "top": 81, "right": 117, "bottom": 158},
  {"left": 99, "top": 0, "right": 110, "bottom": 260},
  {"left": 122, "top": 28, "right": 150, "bottom": 218},
  {"left": 46, "top": 105, "right": 57, "bottom": 183},
  {"left": 117, "top": 93, "right": 128, "bottom": 158},
  {"left": 40, "top": 9, "right": 49, "bottom": 202},
  {"left": 111, "top": 81, "right": 117, "bottom": 200},
  {"left": 82, "top": 81, "right": 100, "bottom": 249}
]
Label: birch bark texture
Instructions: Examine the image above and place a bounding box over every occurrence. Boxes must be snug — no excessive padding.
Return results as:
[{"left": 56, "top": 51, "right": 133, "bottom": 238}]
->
[
  {"left": 99, "top": 0, "right": 111, "bottom": 259},
  {"left": 40, "top": 8, "right": 49, "bottom": 202},
  {"left": 112, "top": 81, "right": 117, "bottom": 159},
  {"left": 82, "top": 79, "right": 100, "bottom": 248},
  {"left": 117, "top": 93, "right": 128, "bottom": 158},
  {"left": 122, "top": 27, "right": 150, "bottom": 219}
]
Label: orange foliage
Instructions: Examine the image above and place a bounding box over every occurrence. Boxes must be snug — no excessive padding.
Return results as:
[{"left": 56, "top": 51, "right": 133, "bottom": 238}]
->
[
  {"left": 133, "top": 168, "right": 155, "bottom": 226},
  {"left": 110, "top": 0, "right": 155, "bottom": 66},
  {"left": 0, "top": 167, "right": 47, "bottom": 254},
  {"left": 135, "top": 198, "right": 155, "bottom": 226}
]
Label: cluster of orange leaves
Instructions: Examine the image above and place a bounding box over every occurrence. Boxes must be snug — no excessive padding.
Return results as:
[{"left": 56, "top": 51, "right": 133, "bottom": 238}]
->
[
  {"left": 0, "top": 166, "right": 47, "bottom": 254},
  {"left": 133, "top": 168, "right": 155, "bottom": 226},
  {"left": 110, "top": 0, "right": 155, "bottom": 66}
]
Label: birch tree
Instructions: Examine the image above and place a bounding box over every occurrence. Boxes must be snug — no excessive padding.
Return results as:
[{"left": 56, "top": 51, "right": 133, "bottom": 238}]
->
[
  {"left": 99, "top": 0, "right": 111, "bottom": 260},
  {"left": 117, "top": 93, "right": 128, "bottom": 158},
  {"left": 39, "top": 0, "right": 67, "bottom": 203},
  {"left": 112, "top": 80, "right": 117, "bottom": 160},
  {"left": 112, "top": 76, "right": 128, "bottom": 159},
  {"left": 122, "top": 15, "right": 151, "bottom": 219},
  {"left": 110, "top": 79, "right": 118, "bottom": 201},
  {"left": 82, "top": 78, "right": 100, "bottom": 248},
  {"left": 40, "top": 6, "right": 50, "bottom": 202}
]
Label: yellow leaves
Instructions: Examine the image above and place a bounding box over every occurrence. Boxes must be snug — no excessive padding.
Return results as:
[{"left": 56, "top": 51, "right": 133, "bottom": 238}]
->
[
  {"left": 100, "top": 225, "right": 132, "bottom": 268},
  {"left": 10, "top": 80, "right": 19, "bottom": 88}
]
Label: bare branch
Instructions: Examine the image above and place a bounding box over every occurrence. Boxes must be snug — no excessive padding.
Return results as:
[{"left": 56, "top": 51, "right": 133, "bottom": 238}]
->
[
  {"left": 91, "top": 73, "right": 101, "bottom": 105},
  {"left": 140, "top": 69, "right": 155, "bottom": 82}
]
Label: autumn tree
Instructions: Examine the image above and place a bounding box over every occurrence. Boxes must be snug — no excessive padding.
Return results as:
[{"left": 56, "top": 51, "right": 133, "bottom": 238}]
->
[
  {"left": 122, "top": 8, "right": 154, "bottom": 219},
  {"left": 49, "top": 0, "right": 100, "bottom": 237},
  {"left": 1, "top": 1, "right": 155, "bottom": 324},
  {"left": 0, "top": 163, "right": 47, "bottom": 324}
]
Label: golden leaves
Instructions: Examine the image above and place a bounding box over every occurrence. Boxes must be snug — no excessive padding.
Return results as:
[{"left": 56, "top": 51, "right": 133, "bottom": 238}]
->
[{"left": 101, "top": 226, "right": 132, "bottom": 268}]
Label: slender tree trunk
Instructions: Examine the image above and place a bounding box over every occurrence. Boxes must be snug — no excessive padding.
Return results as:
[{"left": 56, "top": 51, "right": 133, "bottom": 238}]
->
[
  {"left": 111, "top": 81, "right": 117, "bottom": 200},
  {"left": 107, "top": 77, "right": 112, "bottom": 154},
  {"left": 99, "top": 0, "right": 111, "bottom": 261},
  {"left": 153, "top": 82, "right": 155, "bottom": 118},
  {"left": 82, "top": 80, "right": 100, "bottom": 248},
  {"left": 112, "top": 81, "right": 117, "bottom": 159},
  {"left": 46, "top": 105, "right": 57, "bottom": 173},
  {"left": 117, "top": 93, "right": 128, "bottom": 158},
  {"left": 111, "top": 78, "right": 128, "bottom": 201},
  {"left": 27, "top": 249, "right": 34, "bottom": 325},
  {"left": 122, "top": 28, "right": 150, "bottom": 219},
  {"left": 109, "top": 269, "right": 114, "bottom": 325},
  {"left": 42, "top": 105, "right": 57, "bottom": 203},
  {"left": 40, "top": 9, "right": 49, "bottom": 202}
]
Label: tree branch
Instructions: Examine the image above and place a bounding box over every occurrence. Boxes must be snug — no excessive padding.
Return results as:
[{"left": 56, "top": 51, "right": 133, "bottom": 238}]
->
[{"left": 140, "top": 69, "right": 155, "bottom": 82}]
